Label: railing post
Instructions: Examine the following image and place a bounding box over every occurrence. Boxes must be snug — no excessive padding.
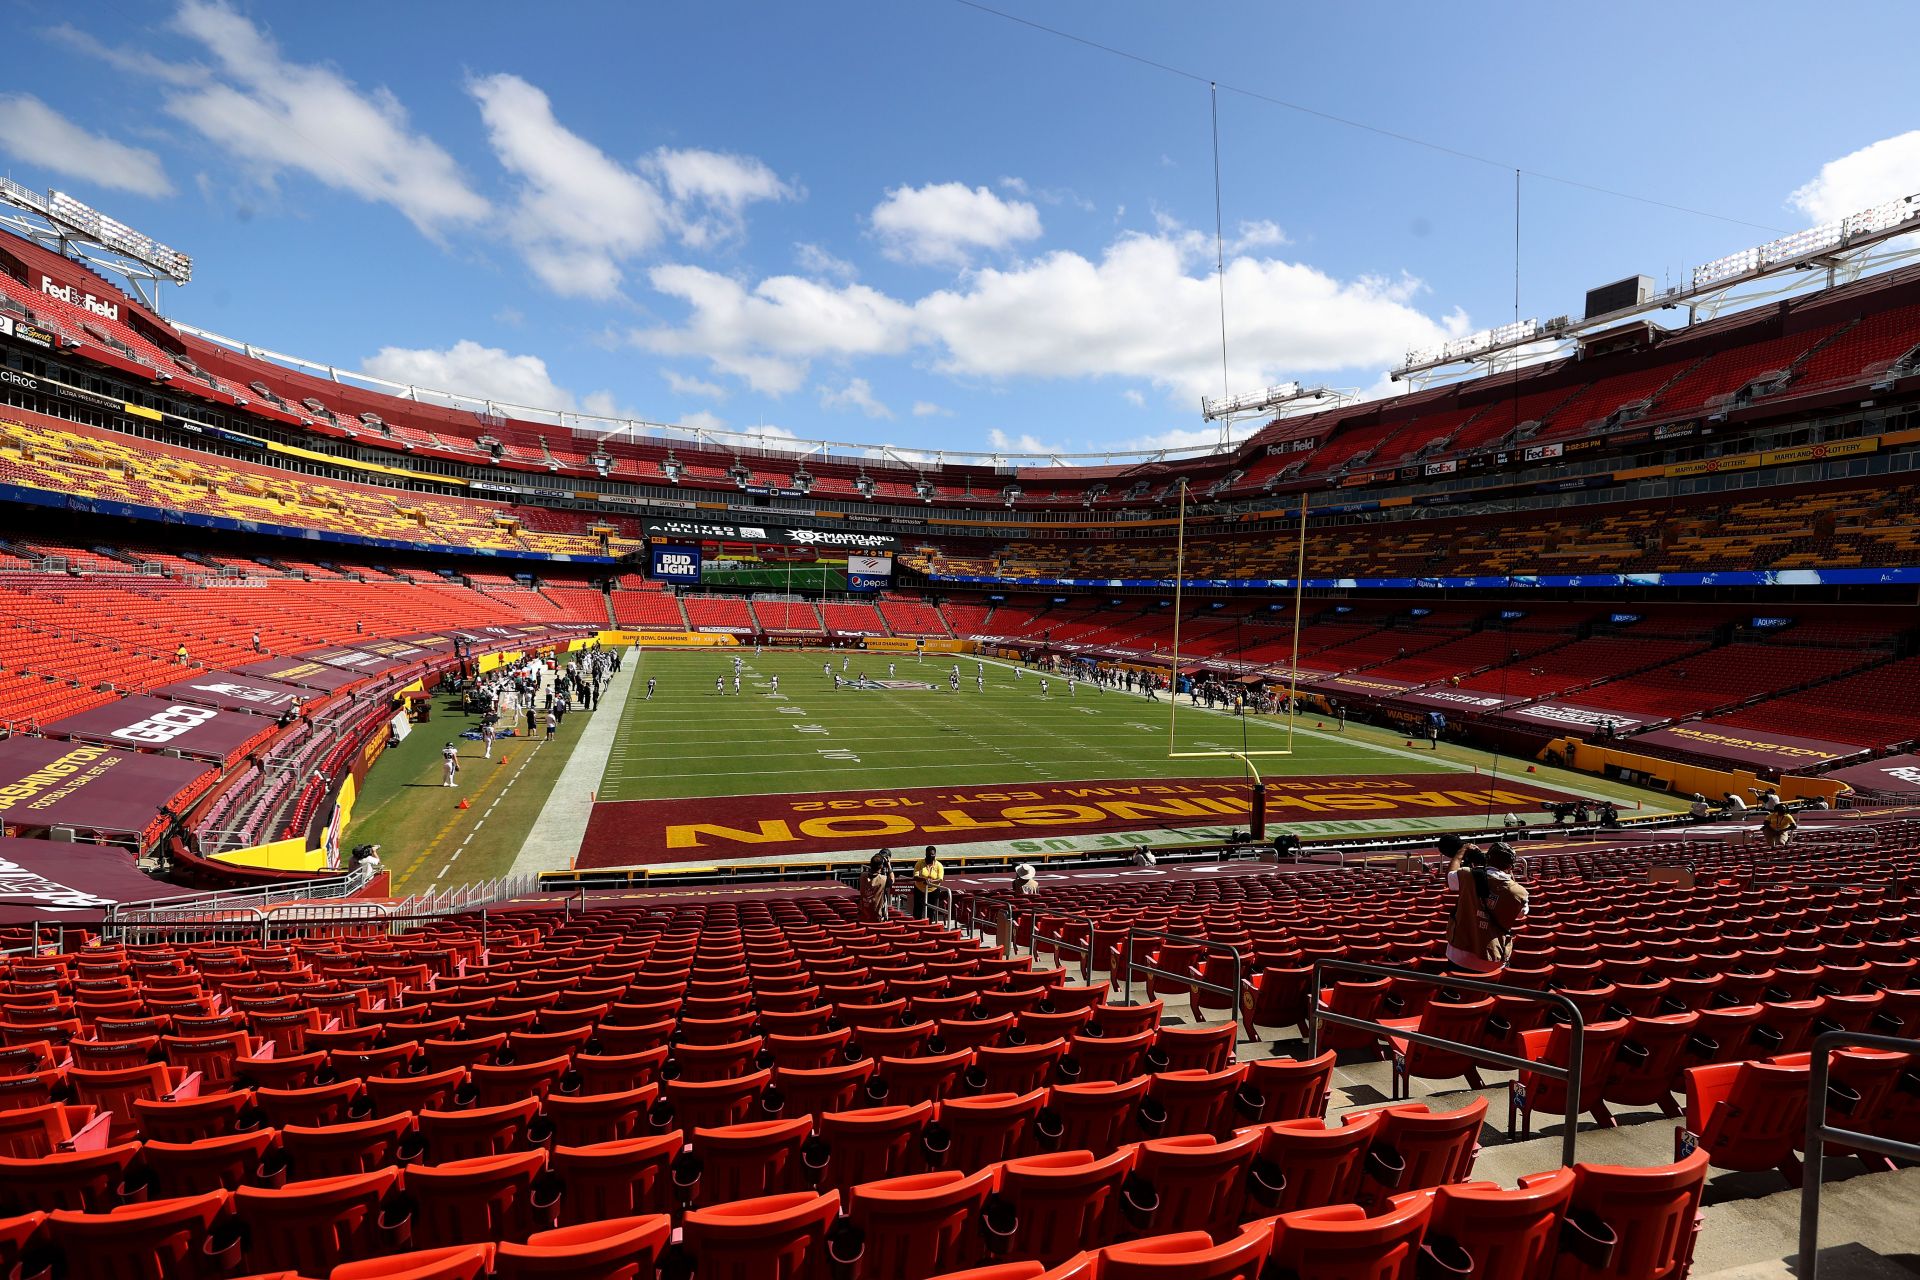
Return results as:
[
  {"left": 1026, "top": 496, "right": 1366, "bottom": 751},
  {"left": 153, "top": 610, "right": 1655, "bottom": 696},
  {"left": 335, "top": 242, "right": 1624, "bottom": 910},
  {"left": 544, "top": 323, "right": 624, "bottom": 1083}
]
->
[
  {"left": 1801, "top": 1040, "right": 1831, "bottom": 1280},
  {"left": 1121, "top": 925, "right": 1136, "bottom": 1006}
]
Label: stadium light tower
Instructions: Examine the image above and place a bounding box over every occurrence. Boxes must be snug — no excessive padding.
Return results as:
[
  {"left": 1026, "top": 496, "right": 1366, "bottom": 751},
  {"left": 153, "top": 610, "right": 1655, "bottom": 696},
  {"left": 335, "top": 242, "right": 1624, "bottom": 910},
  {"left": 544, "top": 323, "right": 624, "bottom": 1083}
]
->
[
  {"left": 0, "top": 178, "right": 192, "bottom": 312},
  {"left": 1393, "top": 192, "right": 1920, "bottom": 384},
  {"left": 1201, "top": 383, "right": 1348, "bottom": 446}
]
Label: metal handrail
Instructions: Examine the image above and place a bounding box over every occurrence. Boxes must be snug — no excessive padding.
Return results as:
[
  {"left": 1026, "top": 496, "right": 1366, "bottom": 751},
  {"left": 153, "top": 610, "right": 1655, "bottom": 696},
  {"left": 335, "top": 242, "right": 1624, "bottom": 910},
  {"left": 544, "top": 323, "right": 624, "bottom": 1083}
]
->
[
  {"left": 1118, "top": 927, "right": 1242, "bottom": 1025},
  {"left": 1008, "top": 904, "right": 1099, "bottom": 984},
  {"left": 1308, "top": 958, "right": 1588, "bottom": 1168},
  {"left": 1799, "top": 1029, "right": 1920, "bottom": 1280}
]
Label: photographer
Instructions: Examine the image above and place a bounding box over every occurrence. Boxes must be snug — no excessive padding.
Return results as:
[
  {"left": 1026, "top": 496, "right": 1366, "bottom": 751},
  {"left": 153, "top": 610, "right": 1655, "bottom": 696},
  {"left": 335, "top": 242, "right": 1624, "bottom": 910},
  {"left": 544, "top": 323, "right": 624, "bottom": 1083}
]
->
[{"left": 1440, "top": 834, "right": 1530, "bottom": 973}]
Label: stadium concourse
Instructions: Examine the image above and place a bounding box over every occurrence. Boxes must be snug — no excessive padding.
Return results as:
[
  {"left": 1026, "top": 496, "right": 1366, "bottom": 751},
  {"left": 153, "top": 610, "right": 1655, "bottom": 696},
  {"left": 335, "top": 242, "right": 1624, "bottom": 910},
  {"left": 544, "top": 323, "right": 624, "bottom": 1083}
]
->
[{"left": 2, "top": 148, "right": 1920, "bottom": 1280}]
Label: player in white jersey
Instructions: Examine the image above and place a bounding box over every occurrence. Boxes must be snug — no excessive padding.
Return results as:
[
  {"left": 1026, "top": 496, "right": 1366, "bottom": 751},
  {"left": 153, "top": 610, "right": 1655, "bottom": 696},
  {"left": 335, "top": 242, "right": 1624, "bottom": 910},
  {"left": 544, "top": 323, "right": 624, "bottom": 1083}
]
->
[
  {"left": 1069, "top": 676, "right": 1077, "bottom": 698},
  {"left": 824, "top": 663, "right": 832, "bottom": 679},
  {"left": 770, "top": 675, "right": 780, "bottom": 694},
  {"left": 646, "top": 677, "right": 656, "bottom": 700},
  {"left": 888, "top": 663, "right": 896, "bottom": 678},
  {"left": 1040, "top": 679, "right": 1050, "bottom": 696},
  {"left": 976, "top": 673, "right": 985, "bottom": 692},
  {"left": 842, "top": 657, "right": 850, "bottom": 672},
  {"left": 715, "top": 676, "right": 724, "bottom": 695},
  {"left": 948, "top": 669, "right": 959, "bottom": 691},
  {"left": 733, "top": 674, "right": 742, "bottom": 694}
]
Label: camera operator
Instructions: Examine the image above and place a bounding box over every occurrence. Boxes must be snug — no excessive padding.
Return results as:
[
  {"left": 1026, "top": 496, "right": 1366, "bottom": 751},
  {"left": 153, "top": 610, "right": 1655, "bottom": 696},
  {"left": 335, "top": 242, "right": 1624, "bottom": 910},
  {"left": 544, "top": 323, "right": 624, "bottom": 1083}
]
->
[{"left": 1439, "top": 834, "right": 1530, "bottom": 974}]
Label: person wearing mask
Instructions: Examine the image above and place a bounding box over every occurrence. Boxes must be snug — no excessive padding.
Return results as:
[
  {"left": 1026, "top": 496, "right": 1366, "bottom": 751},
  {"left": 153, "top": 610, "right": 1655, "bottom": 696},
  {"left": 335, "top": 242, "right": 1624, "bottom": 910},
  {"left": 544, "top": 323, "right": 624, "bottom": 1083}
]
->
[
  {"left": 1440, "top": 834, "right": 1529, "bottom": 973},
  {"left": 911, "top": 846, "right": 945, "bottom": 918},
  {"left": 860, "top": 851, "right": 894, "bottom": 921}
]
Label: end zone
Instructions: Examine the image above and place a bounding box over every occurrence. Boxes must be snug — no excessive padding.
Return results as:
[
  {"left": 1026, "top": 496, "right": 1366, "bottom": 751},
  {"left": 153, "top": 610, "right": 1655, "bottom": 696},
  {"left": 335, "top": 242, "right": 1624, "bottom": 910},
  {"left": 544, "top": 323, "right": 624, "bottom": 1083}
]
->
[{"left": 576, "top": 771, "right": 1587, "bottom": 869}]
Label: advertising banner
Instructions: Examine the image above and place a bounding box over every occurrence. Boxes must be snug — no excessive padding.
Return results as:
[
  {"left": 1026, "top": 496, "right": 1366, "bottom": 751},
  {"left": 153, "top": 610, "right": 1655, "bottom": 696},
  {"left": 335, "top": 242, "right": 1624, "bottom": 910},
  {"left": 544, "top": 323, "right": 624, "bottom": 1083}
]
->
[
  {"left": 1632, "top": 723, "right": 1863, "bottom": 770},
  {"left": 1396, "top": 686, "right": 1524, "bottom": 712},
  {"left": 46, "top": 696, "right": 269, "bottom": 762},
  {"left": 650, "top": 542, "right": 703, "bottom": 584},
  {"left": 231, "top": 656, "right": 365, "bottom": 691},
  {"left": 1825, "top": 753, "right": 1920, "bottom": 794},
  {"left": 644, "top": 518, "right": 898, "bottom": 548},
  {"left": 0, "top": 738, "right": 210, "bottom": 837},
  {"left": 297, "top": 646, "right": 413, "bottom": 675},
  {"left": 1494, "top": 702, "right": 1651, "bottom": 733},
  {"left": 151, "top": 670, "right": 312, "bottom": 713},
  {"left": 0, "top": 836, "right": 181, "bottom": 921}
]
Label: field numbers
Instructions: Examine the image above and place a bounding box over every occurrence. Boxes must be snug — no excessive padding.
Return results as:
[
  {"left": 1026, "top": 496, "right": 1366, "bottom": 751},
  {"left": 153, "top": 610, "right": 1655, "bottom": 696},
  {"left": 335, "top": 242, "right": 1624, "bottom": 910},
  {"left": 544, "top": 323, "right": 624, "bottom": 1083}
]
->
[
  {"left": 794, "top": 724, "right": 830, "bottom": 734},
  {"left": 778, "top": 706, "right": 807, "bottom": 715},
  {"left": 818, "top": 748, "right": 861, "bottom": 761}
]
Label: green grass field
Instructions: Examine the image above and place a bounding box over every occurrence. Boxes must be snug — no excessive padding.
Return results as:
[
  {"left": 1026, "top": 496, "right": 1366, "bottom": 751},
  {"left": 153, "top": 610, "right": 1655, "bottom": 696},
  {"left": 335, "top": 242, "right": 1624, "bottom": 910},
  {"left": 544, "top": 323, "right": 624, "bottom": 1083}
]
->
[
  {"left": 607, "top": 648, "right": 1396, "bottom": 800},
  {"left": 353, "top": 645, "right": 1674, "bottom": 889}
]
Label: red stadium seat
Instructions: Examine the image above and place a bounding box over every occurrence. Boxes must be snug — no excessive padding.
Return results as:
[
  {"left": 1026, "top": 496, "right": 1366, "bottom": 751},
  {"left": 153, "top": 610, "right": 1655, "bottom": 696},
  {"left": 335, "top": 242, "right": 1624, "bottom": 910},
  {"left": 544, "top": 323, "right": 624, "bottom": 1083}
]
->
[
  {"left": 1551, "top": 1150, "right": 1707, "bottom": 1280},
  {"left": 1098, "top": 1220, "right": 1273, "bottom": 1280},
  {"left": 405, "top": 1150, "right": 557, "bottom": 1249},
  {"left": 232, "top": 1168, "right": 403, "bottom": 1273},
  {"left": 931, "top": 1088, "right": 1052, "bottom": 1169},
  {"left": 817, "top": 1103, "right": 933, "bottom": 1192},
  {"left": 1423, "top": 1168, "right": 1577, "bottom": 1280},
  {"left": 548, "top": 1132, "right": 680, "bottom": 1225},
  {"left": 684, "top": 1117, "right": 814, "bottom": 1206},
  {"left": 678, "top": 1190, "right": 844, "bottom": 1280},
  {"left": 47, "top": 1190, "right": 230, "bottom": 1280},
  {"left": 1131, "top": 1129, "right": 1263, "bottom": 1239},
  {"left": 993, "top": 1147, "right": 1143, "bottom": 1266},
  {"left": 1681, "top": 1058, "right": 1809, "bottom": 1184},
  {"left": 331, "top": 1244, "right": 496, "bottom": 1280},
  {"left": 845, "top": 1167, "right": 1002, "bottom": 1280},
  {"left": 494, "top": 1214, "right": 673, "bottom": 1280},
  {"left": 1264, "top": 1191, "right": 1434, "bottom": 1280}
]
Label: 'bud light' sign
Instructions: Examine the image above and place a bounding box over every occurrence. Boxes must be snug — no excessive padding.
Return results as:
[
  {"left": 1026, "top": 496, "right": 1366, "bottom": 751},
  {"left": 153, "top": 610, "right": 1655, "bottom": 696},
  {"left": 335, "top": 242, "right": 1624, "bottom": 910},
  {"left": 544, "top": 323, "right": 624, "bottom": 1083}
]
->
[{"left": 651, "top": 543, "right": 702, "bottom": 584}]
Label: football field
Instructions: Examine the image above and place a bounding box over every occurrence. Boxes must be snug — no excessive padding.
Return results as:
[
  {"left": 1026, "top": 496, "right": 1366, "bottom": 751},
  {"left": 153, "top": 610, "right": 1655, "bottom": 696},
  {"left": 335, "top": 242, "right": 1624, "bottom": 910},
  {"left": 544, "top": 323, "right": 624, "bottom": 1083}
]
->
[{"left": 573, "top": 647, "right": 1646, "bottom": 871}]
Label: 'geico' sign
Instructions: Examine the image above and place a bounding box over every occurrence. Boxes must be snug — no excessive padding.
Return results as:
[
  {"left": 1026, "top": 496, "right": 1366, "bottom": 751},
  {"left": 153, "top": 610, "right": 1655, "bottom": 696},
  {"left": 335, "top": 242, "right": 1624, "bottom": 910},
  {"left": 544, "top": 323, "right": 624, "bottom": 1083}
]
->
[{"left": 110, "top": 705, "right": 218, "bottom": 745}]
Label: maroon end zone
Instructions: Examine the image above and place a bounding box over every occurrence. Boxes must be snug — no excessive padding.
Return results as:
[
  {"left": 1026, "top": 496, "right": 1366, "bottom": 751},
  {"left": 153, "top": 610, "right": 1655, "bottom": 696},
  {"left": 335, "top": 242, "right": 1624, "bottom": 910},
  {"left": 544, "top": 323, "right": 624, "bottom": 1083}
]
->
[{"left": 577, "top": 772, "right": 1583, "bottom": 867}]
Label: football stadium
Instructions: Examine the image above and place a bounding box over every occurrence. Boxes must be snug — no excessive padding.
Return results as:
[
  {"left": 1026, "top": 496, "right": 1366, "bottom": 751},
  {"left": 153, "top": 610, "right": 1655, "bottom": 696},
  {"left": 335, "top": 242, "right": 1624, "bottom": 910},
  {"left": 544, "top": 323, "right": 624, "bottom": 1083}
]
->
[{"left": 0, "top": 4, "right": 1917, "bottom": 1278}]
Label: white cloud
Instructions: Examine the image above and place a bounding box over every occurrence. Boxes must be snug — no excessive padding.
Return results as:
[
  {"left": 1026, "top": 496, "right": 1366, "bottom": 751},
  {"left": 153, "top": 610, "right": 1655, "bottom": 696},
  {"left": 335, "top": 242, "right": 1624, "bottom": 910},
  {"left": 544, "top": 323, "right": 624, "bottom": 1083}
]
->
[
  {"left": 645, "top": 147, "right": 796, "bottom": 248},
  {"left": 663, "top": 370, "right": 728, "bottom": 401},
  {"left": 870, "top": 181, "right": 1042, "bottom": 267},
  {"left": 916, "top": 232, "right": 1462, "bottom": 402},
  {"left": 0, "top": 94, "right": 173, "bottom": 197},
  {"left": 795, "top": 241, "right": 857, "bottom": 280},
  {"left": 1123, "top": 389, "right": 1146, "bottom": 407},
  {"left": 467, "top": 75, "right": 792, "bottom": 297},
  {"left": 44, "top": 25, "right": 204, "bottom": 87},
  {"left": 911, "top": 401, "right": 949, "bottom": 417},
  {"left": 987, "top": 427, "right": 1061, "bottom": 454},
  {"left": 157, "top": 0, "right": 486, "bottom": 232},
  {"left": 360, "top": 339, "right": 615, "bottom": 422},
  {"left": 468, "top": 72, "right": 670, "bottom": 299},
  {"left": 819, "top": 377, "right": 895, "bottom": 420},
  {"left": 634, "top": 264, "right": 916, "bottom": 394},
  {"left": 1790, "top": 131, "right": 1920, "bottom": 223},
  {"left": 636, "top": 227, "right": 1460, "bottom": 412},
  {"left": 1232, "top": 219, "right": 1288, "bottom": 250},
  {"left": 678, "top": 409, "right": 727, "bottom": 434}
]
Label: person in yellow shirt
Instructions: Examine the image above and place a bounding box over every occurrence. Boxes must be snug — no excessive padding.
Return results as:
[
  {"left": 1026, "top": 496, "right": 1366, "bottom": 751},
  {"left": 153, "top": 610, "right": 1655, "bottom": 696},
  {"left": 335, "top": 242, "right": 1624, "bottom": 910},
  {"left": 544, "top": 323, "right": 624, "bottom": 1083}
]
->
[
  {"left": 1762, "top": 804, "right": 1797, "bottom": 848},
  {"left": 912, "top": 846, "right": 946, "bottom": 918}
]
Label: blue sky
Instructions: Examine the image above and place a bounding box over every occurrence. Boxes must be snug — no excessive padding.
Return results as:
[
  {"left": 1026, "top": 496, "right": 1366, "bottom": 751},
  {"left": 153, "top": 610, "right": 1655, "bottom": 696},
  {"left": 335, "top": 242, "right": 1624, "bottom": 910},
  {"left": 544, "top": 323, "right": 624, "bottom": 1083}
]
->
[{"left": 3, "top": 0, "right": 1917, "bottom": 458}]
